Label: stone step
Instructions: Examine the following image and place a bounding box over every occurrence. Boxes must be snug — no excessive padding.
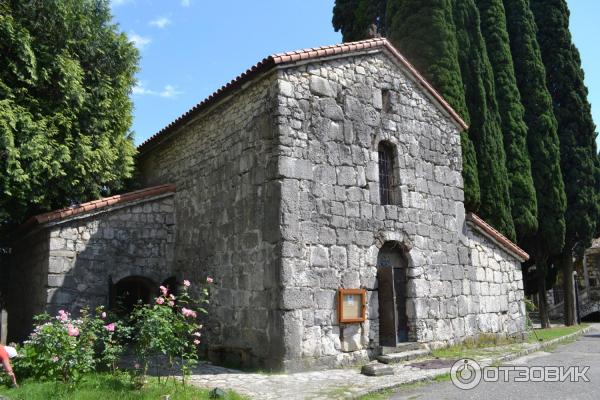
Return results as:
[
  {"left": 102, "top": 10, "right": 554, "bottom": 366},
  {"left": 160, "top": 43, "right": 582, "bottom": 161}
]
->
[
  {"left": 380, "top": 342, "right": 422, "bottom": 355},
  {"left": 376, "top": 348, "right": 431, "bottom": 364},
  {"left": 361, "top": 363, "right": 394, "bottom": 376}
]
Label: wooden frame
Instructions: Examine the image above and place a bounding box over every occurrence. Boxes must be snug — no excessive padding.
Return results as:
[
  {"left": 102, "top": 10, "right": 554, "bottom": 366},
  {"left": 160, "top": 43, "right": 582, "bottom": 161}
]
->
[{"left": 338, "top": 288, "right": 367, "bottom": 323}]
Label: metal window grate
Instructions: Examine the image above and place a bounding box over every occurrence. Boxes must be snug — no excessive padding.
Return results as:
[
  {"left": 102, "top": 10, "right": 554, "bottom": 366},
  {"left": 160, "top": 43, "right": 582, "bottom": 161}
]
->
[{"left": 379, "top": 144, "right": 395, "bottom": 205}]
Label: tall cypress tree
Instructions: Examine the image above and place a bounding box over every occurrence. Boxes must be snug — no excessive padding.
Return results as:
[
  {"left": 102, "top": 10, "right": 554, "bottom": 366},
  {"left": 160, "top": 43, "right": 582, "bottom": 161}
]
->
[
  {"left": 332, "top": 0, "right": 387, "bottom": 41},
  {"left": 503, "top": 0, "right": 567, "bottom": 328},
  {"left": 452, "top": 0, "right": 515, "bottom": 240},
  {"left": 333, "top": 0, "right": 482, "bottom": 212},
  {"left": 531, "top": 0, "right": 600, "bottom": 325},
  {"left": 384, "top": 0, "right": 481, "bottom": 212},
  {"left": 476, "top": 0, "right": 538, "bottom": 242}
]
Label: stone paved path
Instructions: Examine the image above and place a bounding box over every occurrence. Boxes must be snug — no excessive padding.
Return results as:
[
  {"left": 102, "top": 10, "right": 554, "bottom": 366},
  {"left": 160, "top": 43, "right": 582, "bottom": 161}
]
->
[
  {"left": 186, "top": 326, "right": 591, "bottom": 399},
  {"left": 188, "top": 361, "right": 444, "bottom": 399}
]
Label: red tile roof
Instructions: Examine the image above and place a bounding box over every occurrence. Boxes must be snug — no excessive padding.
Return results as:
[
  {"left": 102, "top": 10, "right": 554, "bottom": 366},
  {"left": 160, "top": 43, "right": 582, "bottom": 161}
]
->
[
  {"left": 138, "top": 38, "right": 468, "bottom": 153},
  {"left": 22, "top": 184, "right": 176, "bottom": 230},
  {"left": 466, "top": 213, "right": 529, "bottom": 262}
]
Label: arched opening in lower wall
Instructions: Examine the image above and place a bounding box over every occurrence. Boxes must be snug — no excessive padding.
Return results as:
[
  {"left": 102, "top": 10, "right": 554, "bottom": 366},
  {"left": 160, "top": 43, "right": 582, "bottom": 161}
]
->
[
  {"left": 377, "top": 241, "right": 410, "bottom": 347},
  {"left": 110, "top": 276, "right": 157, "bottom": 316}
]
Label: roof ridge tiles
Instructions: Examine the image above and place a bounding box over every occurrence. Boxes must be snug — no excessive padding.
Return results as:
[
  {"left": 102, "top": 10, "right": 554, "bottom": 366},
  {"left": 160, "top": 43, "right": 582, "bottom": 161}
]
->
[
  {"left": 20, "top": 184, "right": 176, "bottom": 231},
  {"left": 137, "top": 38, "right": 467, "bottom": 153}
]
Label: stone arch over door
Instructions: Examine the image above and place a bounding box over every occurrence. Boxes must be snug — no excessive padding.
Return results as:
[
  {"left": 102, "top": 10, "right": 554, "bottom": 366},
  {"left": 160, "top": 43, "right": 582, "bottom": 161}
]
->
[
  {"left": 110, "top": 275, "right": 157, "bottom": 316},
  {"left": 377, "top": 241, "right": 410, "bottom": 347}
]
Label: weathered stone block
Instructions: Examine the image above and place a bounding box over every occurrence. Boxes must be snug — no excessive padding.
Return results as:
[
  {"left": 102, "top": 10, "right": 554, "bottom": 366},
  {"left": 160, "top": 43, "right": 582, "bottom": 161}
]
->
[{"left": 309, "top": 75, "right": 336, "bottom": 97}]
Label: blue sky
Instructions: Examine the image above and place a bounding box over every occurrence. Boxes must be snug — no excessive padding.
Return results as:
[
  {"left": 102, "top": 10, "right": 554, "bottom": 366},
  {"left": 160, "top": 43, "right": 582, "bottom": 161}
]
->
[{"left": 110, "top": 0, "right": 600, "bottom": 147}]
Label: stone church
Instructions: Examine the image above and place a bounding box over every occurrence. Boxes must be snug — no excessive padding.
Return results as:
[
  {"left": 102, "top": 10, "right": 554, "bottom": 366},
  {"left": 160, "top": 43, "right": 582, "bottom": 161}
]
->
[{"left": 3, "top": 38, "right": 528, "bottom": 371}]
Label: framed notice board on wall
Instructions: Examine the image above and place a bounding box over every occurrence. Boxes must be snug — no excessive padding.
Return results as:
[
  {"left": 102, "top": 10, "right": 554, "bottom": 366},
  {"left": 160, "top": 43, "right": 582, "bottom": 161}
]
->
[{"left": 338, "top": 288, "right": 366, "bottom": 323}]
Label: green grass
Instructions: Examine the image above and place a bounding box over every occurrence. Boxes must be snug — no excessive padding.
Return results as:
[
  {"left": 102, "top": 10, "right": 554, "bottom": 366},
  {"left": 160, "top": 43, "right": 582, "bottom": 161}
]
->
[
  {"left": 527, "top": 324, "right": 589, "bottom": 343},
  {"left": 357, "top": 388, "right": 396, "bottom": 400},
  {"left": 429, "top": 324, "right": 590, "bottom": 360},
  {"left": 356, "top": 374, "right": 451, "bottom": 400},
  {"left": 0, "top": 372, "right": 245, "bottom": 400},
  {"left": 430, "top": 333, "right": 522, "bottom": 359}
]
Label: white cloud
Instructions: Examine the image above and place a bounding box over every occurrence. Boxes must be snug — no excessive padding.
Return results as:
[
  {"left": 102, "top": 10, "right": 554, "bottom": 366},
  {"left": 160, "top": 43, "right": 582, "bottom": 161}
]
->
[
  {"left": 181, "top": 0, "right": 191, "bottom": 6},
  {"left": 133, "top": 83, "right": 182, "bottom": 99},
  {"left": 129, "top": 32, "right": 151, "bottom": 49},
  {"left": 159, "top": 85, "right": 182, "bottom": 98},
  {"left": 149, "top": 16, "right": 171, "bottom": 29},
  {"left": 132, "top": 83, "right": 156, "bottom": 96}
]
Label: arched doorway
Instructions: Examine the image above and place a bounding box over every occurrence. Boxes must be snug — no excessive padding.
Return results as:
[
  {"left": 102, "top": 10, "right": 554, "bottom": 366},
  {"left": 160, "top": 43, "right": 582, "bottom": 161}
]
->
[
  {"left": 377, "top": 242, "right": 409, "bottom": 346},
  {"left": 111, "top": 276, "right": 156, "bottom": 316}
]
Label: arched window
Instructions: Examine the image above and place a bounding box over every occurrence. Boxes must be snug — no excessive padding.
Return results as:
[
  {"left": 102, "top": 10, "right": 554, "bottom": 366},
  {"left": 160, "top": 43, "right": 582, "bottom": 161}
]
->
[{"left": 378, "top": 141, "right": 399, "bottom": 205}]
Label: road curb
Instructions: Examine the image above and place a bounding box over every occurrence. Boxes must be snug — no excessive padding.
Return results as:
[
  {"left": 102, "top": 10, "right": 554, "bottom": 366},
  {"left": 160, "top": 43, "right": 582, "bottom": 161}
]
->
[{"left": 351, "top": 325, "right": 593, "bottom": 399}]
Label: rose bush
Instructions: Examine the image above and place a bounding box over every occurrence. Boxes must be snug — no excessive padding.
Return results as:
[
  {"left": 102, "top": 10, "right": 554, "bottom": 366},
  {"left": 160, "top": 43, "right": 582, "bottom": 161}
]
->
[
  {"left": 13, "top": 307, "right": 122, "bottom": 383},
  {"left": 131, "top": 278, "right": 211, "bottom": 385},
  {"left": 7, "top": 278, "right": 211, "bottom": 387}
]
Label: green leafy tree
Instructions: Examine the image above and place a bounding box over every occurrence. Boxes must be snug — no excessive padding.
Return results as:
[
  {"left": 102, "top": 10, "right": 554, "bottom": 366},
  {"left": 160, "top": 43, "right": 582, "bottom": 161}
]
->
[
  {"left": 0, "top": 0, "right": 138, "bottom": 227},
  {"left": 531, "top": 0, "right": 600, "bottom": 325},
  {"left": 332, "top": 0, "right": 387, "bottom": 41},
  {"left": 452, "top": 0, "right": 515, "bottom": 240},
  {"left": 503, "top": 0, "right": 566, "bottom": 328},
  {"left": 333, "top": 0, "right": 482, "bottom": 212},
  {"left": 476, "top": 0, "right": 538, "bottom": 241}
]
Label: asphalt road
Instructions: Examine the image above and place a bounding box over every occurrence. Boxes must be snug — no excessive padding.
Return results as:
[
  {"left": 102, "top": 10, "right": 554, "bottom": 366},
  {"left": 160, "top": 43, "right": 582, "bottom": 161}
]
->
[{"left": 388, "top": 324, "right": 600, "bottom": 400}]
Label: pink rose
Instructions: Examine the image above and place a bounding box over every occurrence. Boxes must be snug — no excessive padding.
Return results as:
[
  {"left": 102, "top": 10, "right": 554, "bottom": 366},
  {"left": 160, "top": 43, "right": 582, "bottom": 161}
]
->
[
  {"left": 52, "top": 356, "right": 59, "bottom": 362},
  {"left": 159, "top": 285, "right": 168, "bottom": 296},
  {"left": 101, "top": 312, "right": 107, "bottom": 319},
  {"left": 58, "top": 310, "right": 68, "bottom": 322},
  {"left": 104, "top": 323, "right": 115, "bottom": 332},
  {"left": 156, "top": 297, "right": 165, "bottom": 305},
  {"left": 181, "top": 307, "right": 197, "bottom": 318},
  {"left": 167, "top": 301, "right": 174, "bottom": 307},
  {"left": 206, "top": 277, "right": 214, "bottom": 284},
  {"left": 183, "top": 279, "right": 191, "bottom": 287},
  {"left": 67, "top": 324, "right": 79, "bottom": 337},
  {"left": 193, "top": 339, "right": 201, "bottom": 345}
]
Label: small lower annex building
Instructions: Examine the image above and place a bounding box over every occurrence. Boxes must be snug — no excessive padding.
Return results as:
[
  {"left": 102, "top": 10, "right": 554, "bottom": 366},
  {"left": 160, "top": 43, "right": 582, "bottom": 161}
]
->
[{"left": 4, "top": 38, "right": 529, "bottom": 371}]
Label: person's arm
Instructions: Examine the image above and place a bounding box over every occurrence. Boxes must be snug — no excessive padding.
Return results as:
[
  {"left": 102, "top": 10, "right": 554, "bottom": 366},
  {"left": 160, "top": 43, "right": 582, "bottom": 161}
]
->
[{"left": 1, "top": 358, "right": 17, "bottom": 387}]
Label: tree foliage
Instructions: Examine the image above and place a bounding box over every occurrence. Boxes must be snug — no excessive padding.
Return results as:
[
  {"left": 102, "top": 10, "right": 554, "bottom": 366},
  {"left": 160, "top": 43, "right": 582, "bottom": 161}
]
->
[
  {"left": 503, "top": 0, "right": 566, "bottom": 256},
  {"left": 530, "top": 0, "right": 599, "bottom": 253},
  {"left": 476, "top": 0, "right": 538, "bottom": 241},
  {"left": 380, "top": 0, "right": 482, "bottom": 211},
  {"left": 503, "top": 0, "right": 566, "bottom": 327},
  {"left": 452, "top": 0, "right": 515, "bottom": 240},
  {"left": 332, "top": 0, "right": 387, "bottom": 41},
  {"left": 0, "top": 0, "right": 138, "bottom": 226},
  {"left": 531, "top": 0, "right": 600, "bottom": 325}
]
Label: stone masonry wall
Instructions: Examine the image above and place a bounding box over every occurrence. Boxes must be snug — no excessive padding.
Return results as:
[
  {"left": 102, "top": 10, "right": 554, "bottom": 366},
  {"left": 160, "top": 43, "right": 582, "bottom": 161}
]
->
[
  {"left": 137, "top": 74, "right": 284, "bottom": 369},
  {"left": 465, "top": 226, "right": 526, "bottom": 339},
  {"left": 275, "top": 51, "right": 524, "bottom": 370},
  {"left": 7, "top": 194, "right": 175, "bottom": 340}
]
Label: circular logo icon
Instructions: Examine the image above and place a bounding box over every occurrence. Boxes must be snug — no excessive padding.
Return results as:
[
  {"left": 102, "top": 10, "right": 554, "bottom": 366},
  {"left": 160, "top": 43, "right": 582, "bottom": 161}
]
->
[{"left": 451, "top": 358, "right": 482, "bottom": 390}]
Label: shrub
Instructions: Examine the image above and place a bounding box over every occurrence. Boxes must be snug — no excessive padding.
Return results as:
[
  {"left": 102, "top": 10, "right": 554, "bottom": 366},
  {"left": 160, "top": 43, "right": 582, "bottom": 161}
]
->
[
  {"left": 131, "top": 278, "right": 210, "bottom": 385},
  {"left": 13, "top": 307, "right": 130, "bottom": 383}
]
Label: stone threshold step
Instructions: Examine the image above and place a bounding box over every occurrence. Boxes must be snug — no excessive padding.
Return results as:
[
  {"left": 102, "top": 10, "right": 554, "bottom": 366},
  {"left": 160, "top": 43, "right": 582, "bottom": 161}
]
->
[
  {"left": 377, "top": 348, "right": 431, "bottom": 364},
  {"left": 380, "top": 342, "right": 422, "bottom": 354}
]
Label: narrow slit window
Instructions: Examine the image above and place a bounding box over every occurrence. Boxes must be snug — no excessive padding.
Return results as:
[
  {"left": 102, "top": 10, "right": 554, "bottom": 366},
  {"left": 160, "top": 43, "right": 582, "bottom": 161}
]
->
[
  {"left": 378, "top": 142, "right": 397, "bottom": 205},
  {"left": 382, "top": 89, "right": 392, "bottom": 113}
]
